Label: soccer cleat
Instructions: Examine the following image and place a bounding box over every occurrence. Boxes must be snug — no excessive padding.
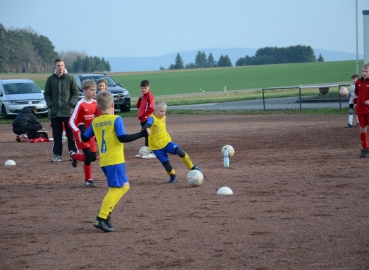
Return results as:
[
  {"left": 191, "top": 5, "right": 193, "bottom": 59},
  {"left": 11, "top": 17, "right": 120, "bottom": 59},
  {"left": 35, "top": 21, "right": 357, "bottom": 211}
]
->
[
  {"left": 51, "top": 155, "right": 62, "bottom": 162},
  {"left": 85, "top": 180, "right": 96, "bottom": 187},
  {"left": 93, "top": 217, "right": 115, "bottom": 232},
  {"left": 359, "top": 149, "right": 368, "bottom": 158},
  {"left": 106, "top": 213, "right": 113, "bottom": 228},
  {"left": 69, "top": 151, "right": 78, "bottom": 168},
  {"left": 168, "top": 175, "right": 176, "bottom": 183},
  {"left": 345, "top": 124, "right": 352, "bottom": 128},
  {"left": 191, "top": 165, "right": 202, "bottom": 173}
]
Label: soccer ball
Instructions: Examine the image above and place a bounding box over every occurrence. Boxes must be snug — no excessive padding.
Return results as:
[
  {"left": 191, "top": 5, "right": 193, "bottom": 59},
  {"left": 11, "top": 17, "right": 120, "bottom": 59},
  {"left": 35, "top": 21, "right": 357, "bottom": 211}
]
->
[
  {"left": 339, "top": 87, "right": 349, "bottom": 97},
  {"left": 221, "top": 145, "right": 235, "bottom": 157},
  {"left": 186, "top": 170, "right": 204, "bottom": 187},
  {"left": 138, "top": 146, "right": 150, "bottom": 157}
]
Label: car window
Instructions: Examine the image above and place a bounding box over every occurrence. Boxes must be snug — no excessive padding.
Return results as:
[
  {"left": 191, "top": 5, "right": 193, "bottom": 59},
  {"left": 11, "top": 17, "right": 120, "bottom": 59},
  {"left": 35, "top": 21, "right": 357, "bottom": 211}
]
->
[
  {"left": 79, "top": 76, "right": 117, "bottom": 87},
  {"left": 4, "top": 83, "right": 41, "bottom": 94}
]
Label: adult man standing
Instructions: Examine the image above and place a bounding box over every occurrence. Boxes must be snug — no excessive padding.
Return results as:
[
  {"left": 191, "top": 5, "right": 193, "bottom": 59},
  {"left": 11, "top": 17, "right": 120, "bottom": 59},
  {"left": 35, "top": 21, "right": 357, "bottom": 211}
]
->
[{"left": 44, "top": 58, "right": 79, "bottom": 162}]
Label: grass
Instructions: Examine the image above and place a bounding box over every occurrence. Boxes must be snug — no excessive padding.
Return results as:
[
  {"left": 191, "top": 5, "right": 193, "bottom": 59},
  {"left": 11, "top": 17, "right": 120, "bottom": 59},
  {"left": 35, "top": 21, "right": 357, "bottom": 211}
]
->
[{"left": 0, "top": 60, "right": 359, "bottom": 124}]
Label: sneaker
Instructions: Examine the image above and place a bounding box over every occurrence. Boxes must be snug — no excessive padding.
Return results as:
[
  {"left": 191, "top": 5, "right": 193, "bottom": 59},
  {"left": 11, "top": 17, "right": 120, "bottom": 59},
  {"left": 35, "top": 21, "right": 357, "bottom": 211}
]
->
[
  {"left": 142, "top": 153, "right": 156, "bottom": 159},
  {"left": 135, "top": 154, "right": 141, "bottom": 158},
  {"left": 192, "top": 165, "right": 202, "bottom": 173},
  {"left": 93, "top": 217, "right": 115, "bottom": 232},
  {"left": 345, "top": 124, "right": 352, "bottom": 128},
  {"left": 168, "top": 175, "right": 176, "bottom": 183},
  {"left": 85, "top": 180, "right": 96, "bottom": 187},
  {"left": 355, "top": 123, "right": 360, "bottom": 127},
  {"left": 15, "top": 135, "right": 21, "bottom": 142},
  {"left": 69, "top": 151, "right": 78, "bottom": 168},
  {"left": 359, "top": 149, "right": 368, "bottom": 158},
  {"left": 51, "top": 155, "right": 62, "bottom": 162}
]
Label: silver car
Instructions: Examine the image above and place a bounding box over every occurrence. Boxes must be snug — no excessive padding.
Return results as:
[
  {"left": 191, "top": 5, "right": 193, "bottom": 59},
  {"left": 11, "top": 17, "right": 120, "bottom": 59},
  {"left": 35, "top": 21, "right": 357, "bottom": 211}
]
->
[{"left": 0, "top": 79, "right": 48, "bottom": 119}]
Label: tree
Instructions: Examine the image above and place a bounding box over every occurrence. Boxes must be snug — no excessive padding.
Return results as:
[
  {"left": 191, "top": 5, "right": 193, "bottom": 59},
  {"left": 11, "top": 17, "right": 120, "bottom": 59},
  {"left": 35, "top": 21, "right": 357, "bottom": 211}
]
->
[
  {"left": 195, "top": 51, "right": 207, "bottom": 68},
  {"left": 218, "top": 55, "right": 233, "bottom": 67},
  {"left": 317, "top": 53, "right": 324, "bottom": 62},
  {"left": 207, "top": 53, "right": 217, "bottom": 67},
  {"left": 168, "top": 53, "right": 184, "bottom": 70}
]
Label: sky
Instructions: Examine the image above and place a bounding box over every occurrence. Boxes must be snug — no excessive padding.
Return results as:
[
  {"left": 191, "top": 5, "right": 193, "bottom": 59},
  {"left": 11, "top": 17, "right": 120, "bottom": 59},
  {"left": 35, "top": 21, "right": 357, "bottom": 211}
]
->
[{"left": 1, "top": 0, "right": 368, "bottom": 58}]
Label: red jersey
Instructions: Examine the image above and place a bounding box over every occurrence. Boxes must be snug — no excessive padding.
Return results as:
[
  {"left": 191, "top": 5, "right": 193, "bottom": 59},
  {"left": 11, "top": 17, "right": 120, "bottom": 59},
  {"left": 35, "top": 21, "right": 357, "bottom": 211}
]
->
[
  {"left": 136, "top": 91, "right": 154, "bottom": 122},
  {"left": 354, "top": 77, "right": 369, "bottom": 114},
  {"left": 69, "top": 98, "right": 100, "bottom": 135}
]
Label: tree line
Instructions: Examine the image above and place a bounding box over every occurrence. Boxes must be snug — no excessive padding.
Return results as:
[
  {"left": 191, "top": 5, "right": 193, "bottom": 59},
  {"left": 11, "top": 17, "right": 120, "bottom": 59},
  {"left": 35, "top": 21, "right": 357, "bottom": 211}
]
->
[
  {"left": 167, "top": 45, "right": 323, "bottom": 70},
  {"left": 166, "top": 52, "right": 233, "bottom": 70},
  {"left": 0, "top": 24, "right": 110, "bottom": 73}
]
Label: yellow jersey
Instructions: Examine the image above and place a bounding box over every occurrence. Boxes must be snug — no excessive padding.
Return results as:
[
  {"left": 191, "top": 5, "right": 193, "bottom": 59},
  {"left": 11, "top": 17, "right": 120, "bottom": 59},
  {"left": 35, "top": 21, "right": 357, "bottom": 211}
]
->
[{"left": 148, "top": 114, "right": 172, "bottom": 150}]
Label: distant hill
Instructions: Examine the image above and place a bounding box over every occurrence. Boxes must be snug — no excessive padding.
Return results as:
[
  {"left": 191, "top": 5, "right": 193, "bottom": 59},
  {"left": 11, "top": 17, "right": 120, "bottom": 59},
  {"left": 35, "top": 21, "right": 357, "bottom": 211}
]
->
[{"left": 106, "top": 48, "right": 363, "bottom": 72}]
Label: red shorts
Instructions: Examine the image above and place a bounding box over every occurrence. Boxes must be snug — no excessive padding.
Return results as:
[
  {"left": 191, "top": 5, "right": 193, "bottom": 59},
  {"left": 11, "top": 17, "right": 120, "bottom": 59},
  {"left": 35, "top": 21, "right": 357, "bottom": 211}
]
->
[
  {"left": 357, "top": 114, "right": 369, "bottom": 128},
  {"left": 74, "top": 136, "right": 96, "bottom": 152}
]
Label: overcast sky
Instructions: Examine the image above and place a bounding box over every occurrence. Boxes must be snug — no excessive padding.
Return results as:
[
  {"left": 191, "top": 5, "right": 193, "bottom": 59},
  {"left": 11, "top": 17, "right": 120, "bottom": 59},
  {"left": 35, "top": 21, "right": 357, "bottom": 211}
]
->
[{"left": 1, "top": 0, "right": 368, "bottom": 58}]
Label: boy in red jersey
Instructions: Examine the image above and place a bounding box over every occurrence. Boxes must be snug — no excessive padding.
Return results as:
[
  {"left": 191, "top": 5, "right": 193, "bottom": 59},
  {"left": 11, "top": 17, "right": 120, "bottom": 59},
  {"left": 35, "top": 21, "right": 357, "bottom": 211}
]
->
[
  {"left": 136, "top": 80, "right": 154, "bottom": 157},
  {"left": 69, "top": 80, "right": 101, "bottom": 186},
  {"left": 353, "top": 63, "right": 369, "bottom": 158}
]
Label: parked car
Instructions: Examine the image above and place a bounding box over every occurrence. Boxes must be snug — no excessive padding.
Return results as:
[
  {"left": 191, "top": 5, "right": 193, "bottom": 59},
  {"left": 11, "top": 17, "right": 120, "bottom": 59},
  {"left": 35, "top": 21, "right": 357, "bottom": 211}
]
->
[
  {"left": 74, "top": 73, "right": 131, "bottom": 112},
  {"left": 0, "top": 79, "right": 48, "bottom": 119}
]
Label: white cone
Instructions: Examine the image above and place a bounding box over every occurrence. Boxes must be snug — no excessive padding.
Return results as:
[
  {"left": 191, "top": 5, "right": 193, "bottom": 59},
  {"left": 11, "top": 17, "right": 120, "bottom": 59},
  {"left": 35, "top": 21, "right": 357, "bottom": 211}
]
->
[
  {"left": 4, "top": 160, "right": 16, "bottom": 166},
  {"left": 217, "top": 186, "right": 233, "bottom": 195}
]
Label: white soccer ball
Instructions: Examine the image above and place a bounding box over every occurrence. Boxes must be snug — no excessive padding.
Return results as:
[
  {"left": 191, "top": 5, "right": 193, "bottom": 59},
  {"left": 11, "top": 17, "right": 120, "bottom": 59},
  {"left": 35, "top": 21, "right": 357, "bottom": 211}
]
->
[
  {"left": 186, "top": 170, "right": 204, "bottom": 187},
  {"left": 138, "top": 146, "right": 150, "bottom": 157},
  {"left": 221, "top": 145, "right": 235, "bottom": 157},
  {"left": 4, "top": 160, "right": 16, "bottom": 166},
  {"left": 339, "top": 87, "right": 349, "bottom": 97}
]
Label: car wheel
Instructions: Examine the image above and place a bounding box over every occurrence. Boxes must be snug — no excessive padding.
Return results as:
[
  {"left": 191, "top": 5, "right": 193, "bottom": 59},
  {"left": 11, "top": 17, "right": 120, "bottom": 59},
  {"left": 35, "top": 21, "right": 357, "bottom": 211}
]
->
[
  {"left": 2, "top": 106, "right": 9, "bottom": 119},
  {"left": 119, "top": 105, "right": 130, "bottom": 113}
]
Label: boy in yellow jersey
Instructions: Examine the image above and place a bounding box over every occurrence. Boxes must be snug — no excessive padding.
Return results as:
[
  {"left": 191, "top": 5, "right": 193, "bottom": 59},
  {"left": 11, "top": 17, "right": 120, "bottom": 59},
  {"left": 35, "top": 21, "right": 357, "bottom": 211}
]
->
[
  {"left": 142, "top": 100, "right": 202, "bottom": 183},
  {"left": 78, "top": 91, "right": 150, "bottom": 232}
]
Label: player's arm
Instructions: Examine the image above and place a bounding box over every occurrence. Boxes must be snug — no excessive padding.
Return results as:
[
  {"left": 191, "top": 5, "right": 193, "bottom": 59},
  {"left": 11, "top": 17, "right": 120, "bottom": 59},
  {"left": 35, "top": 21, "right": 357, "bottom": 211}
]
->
[
  {"left": 78, "top": 124, "right": 94, "bottom": 142},
  {"left": 114, "top": 117, "right": 149, "bottom": 143},
  {"left": 142, "top": 116, "right": 154, "bottom": 129}
]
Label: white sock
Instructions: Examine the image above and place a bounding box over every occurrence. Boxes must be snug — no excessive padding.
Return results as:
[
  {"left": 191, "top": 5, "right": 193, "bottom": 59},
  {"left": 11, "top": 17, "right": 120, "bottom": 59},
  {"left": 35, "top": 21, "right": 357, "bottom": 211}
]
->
[{"left": 348, "top": 115, "right": 353, "bottom": 125}]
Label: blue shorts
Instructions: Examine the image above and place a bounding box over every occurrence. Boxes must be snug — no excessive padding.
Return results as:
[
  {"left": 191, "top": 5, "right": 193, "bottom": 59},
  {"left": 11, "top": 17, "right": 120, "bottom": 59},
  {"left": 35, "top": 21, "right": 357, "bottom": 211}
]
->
[
  {"left": 152, "top": 142, "right": 179, "bottom": 163},
  {"left": 101, "top": 163, "right": 128, "bottom": 187}
]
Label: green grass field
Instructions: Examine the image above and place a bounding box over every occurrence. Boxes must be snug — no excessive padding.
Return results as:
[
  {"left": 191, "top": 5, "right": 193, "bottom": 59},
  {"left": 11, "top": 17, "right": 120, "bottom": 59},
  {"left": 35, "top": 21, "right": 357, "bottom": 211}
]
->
[{"left": 0, "top": 60, "right": 363, "bottom": 98}]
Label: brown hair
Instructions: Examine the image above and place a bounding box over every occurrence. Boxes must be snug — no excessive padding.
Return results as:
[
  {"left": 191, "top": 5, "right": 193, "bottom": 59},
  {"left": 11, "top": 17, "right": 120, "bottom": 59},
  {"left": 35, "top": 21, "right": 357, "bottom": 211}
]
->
[{"left": 54, "top": 58, "right": 64, "bottom": 64}]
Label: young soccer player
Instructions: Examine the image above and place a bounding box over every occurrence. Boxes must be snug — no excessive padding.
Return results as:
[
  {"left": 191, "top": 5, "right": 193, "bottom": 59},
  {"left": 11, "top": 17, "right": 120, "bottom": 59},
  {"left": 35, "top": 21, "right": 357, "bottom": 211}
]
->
[
  {"left": 353, "top": 63, "right": 369, "bottom": 158},
  {"left": 69, "top": 80, "right": 101, "bottom": 187},
  {"left": 345, "top": 74, "right": 360, "bottom": 128},
  {"left": 97, "top": 79, "right": 108, "bottom": 91},
  {"left": 142, "top": 100, "right": 202, "bottom": 183},
  {"left": 136, "top": 80, "right": 155, "bottom": 157},
  {"left": 79, "top": 91, "right": 150, "bottom": 232}
]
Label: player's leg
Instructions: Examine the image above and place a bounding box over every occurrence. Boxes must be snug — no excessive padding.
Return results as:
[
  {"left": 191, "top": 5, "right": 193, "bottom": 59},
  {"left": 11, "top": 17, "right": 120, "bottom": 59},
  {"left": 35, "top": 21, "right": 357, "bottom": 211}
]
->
[
  {"left": 358, "top": 114, "right": 369, "bottom": 158},
  {"left": 153, "top": 148, "right": 176, "bottom": 183},
  {"left": 172, "top": 145, "right": 202, "bottom": 173},
  {"left": 93, "top": 164, "right": 130, "bottom": 232},
  {"left": 346, "top": 104, "right": 354, "bottom": 128}
]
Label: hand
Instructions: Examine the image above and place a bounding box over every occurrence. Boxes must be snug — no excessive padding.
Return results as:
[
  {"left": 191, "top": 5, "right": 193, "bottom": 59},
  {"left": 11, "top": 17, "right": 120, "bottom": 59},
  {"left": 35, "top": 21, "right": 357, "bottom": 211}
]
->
[{"left": 365, "top": 100, "right": 369, "bottom": 106}]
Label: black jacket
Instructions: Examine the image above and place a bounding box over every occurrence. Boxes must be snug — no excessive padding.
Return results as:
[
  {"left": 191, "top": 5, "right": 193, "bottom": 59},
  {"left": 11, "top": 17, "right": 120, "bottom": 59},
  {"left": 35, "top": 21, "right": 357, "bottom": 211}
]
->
[{"left": 12, "top": 106, "right": 41, "bottom": 133}]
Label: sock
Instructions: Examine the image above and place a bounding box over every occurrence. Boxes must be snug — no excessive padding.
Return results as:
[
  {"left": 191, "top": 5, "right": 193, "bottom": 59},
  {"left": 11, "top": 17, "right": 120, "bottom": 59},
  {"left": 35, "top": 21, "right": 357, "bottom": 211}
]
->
[
  {"left": 73, "top": 153, "right": 85, "bottom": 161},
  {"left": 348, "top": 115, "right": 353, "bottom": 125},
  {"left": 83, "top": 165, "right": 92, "bottom": 181},
  {"left": 356, "top": 115, "right": 360, "bottom": 125},
  {"left": 360, "top": 132, "right": 368, "bottom": 149},
  {"left": 167, "top": 169, "right": 176, "bottom": 175},
  {"left": 181, "top": 154, "right": 194, "bottom": 169},
  {"left": 98, "top": 184, "right": 130, "bottom": 219}
]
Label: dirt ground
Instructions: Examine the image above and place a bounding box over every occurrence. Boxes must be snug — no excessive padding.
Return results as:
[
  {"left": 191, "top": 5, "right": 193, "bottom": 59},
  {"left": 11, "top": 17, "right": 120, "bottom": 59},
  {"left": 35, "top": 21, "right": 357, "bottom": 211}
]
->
[{"left": 0, "top": 114, "right": 368, "bottom": 270}]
